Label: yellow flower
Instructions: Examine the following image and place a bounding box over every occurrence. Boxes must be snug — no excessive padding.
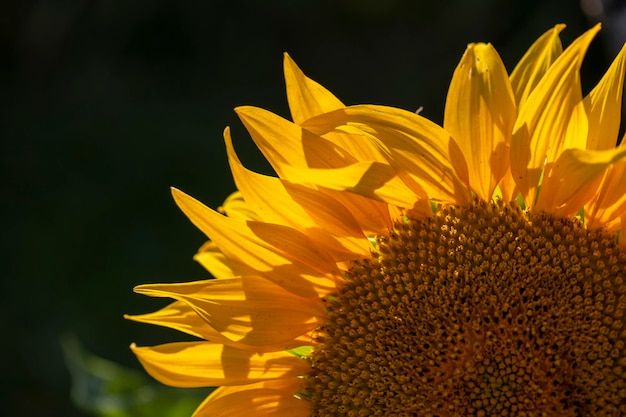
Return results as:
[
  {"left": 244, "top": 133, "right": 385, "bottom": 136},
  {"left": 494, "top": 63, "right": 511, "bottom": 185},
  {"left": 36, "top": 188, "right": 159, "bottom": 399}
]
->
[{"left": 127, "top": 24, "right": 626, "bottom": 416}]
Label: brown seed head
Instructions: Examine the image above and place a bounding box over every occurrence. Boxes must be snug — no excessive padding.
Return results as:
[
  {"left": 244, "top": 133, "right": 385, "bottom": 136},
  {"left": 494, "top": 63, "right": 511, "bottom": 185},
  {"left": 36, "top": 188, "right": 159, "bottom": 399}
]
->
[{"left": 306, "top": 199, "right": 626, "bottom": 416}]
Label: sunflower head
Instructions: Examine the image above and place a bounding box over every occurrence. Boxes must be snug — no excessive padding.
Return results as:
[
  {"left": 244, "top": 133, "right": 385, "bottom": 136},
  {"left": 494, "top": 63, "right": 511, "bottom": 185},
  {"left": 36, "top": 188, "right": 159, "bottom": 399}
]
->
[{"left": 127, "top": 24, "right": 626, "bottom": 416}]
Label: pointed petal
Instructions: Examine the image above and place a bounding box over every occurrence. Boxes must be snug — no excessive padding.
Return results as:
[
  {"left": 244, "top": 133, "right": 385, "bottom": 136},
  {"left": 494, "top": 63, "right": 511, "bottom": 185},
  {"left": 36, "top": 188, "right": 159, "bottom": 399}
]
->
[
  {"left": 302, "top": 105, "right": 471, "bottom": 205},
  {"left": 193, "top": 378, "right": 309, "bottom": 417},
  {"left": 536, "top": 145, "right": 626, "bottom": 215},
  {"left": 444, "top": 42, "right": 516, "bottom": 200},
  {"left": 225, "top": 128, "right": 371, "bottom": 260},
  {"left": 583, "top": 42, "right": 626, "bottom": 150},
  {"left": 511, "top": 25, "right": 599, "bottom": 207},
  {"left": 126, "top": 300, "right": 316, "bottom": 353},
  {"left": 125, "top": 301, "right": 212, "bottom": 340},
  {"left": 284, "top": 53, "right": 344, "bottom": 124},
  {"left": 131, "top": 342, "right": 309, "bottom": 387},
  {"left": 172, "top": 188, "right": 338, "bottom": 297},
  {"left": 133, "top": 276, "right": 323, "bottom": 348},
  {"left": 510, "top": 24, "right": 565, "bottom": 106},
  {"left": 585, "top": 157, "right": 626, "bottom": 228},
  {"left": 235, "top": 106, "right": 357, "bottom": 178}
]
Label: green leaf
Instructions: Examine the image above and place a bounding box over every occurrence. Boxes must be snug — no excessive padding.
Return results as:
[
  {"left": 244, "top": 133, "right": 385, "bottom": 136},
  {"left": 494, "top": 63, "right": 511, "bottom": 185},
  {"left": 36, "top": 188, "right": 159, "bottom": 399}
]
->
[{"left": 61, "top": 334, "right": 210, "bottom": 417}]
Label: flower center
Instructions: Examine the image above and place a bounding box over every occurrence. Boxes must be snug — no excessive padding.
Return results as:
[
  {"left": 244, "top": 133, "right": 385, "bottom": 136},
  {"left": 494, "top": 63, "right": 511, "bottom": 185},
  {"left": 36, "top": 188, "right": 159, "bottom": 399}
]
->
[{"left": 305, "top": 199, "right": 626, "bottom": 416}]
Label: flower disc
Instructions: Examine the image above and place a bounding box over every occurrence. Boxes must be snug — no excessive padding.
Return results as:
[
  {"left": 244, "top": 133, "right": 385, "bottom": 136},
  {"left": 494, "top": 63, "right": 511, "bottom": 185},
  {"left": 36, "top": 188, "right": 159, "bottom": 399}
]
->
[{"left": 307, "top": 199, "right": 626, "bottom": 416}]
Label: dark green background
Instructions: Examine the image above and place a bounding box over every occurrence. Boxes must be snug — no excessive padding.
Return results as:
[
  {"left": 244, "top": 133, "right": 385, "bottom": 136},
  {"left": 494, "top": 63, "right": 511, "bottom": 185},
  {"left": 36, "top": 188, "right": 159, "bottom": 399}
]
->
[{"left": 2, "top": 1, "right": 624, "bottom": 416}]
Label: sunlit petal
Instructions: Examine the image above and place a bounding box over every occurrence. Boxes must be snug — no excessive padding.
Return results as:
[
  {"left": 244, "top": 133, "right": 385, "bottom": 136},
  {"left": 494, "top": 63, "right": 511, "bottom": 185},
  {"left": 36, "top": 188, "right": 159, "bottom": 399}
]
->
[{"left": 444, "top": 42, "right": 516, "bottom": 200}]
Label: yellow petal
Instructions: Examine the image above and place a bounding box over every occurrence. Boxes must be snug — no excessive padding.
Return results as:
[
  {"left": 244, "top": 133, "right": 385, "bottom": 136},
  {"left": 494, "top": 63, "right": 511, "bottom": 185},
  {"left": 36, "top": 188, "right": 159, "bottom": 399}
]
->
[
  {"left": 125, "top": 301, "right": 212, "bottom": 340},
  {"left": 318, "top": 188, "right": 393, "bottom": 236},
  {"left": 172, "top": 187, "right": 338, "bottom": 297},
  {"left": 585, "top": 156, "right": 626, "bottom": 229},
  {"left": 235, "top": 106, "right": 358, "bottom": 177},
  {"left": 536, "top": 145, "right": 626, "bottom": 215},
  {"left": 444, "top": 42, "right": 516, "bottom": 200},
  {"left": 283, "top": 53, "right": 345, "bottom": 124},
  {"left": 218, "top": 192, "right": 260, "bottom": 221},
  {"left": 302, "top": 105, "right": 471, "bottom": 205},
  {"left": 126, "top": 301, "right": 316, "bottom": 353},
  {"left": 193, "top": 378, "right": 309, "bottom": 417},
  {"left": 133, "top": 276, "right": 322, "bottom": 348},
  {"left": 194, "top": 241, "right": 257, "bottom": 279},
  {"left": 511, "top": 25, "right": 599, "bottom": 207},
  {"left": 510, "top": 24, "right": 565, "bottom": 106},
  {"left": 225, "top": 128, "right": 371, "bottom": 260},
  {"left": 131, "top": 342, "right": 309, "bottom": 387},
  {"left": 281, "top": 161, "right": 422, "bottom": 209},
  {"left": 583, "top": 42, "right": 626, "bottom": 150}
]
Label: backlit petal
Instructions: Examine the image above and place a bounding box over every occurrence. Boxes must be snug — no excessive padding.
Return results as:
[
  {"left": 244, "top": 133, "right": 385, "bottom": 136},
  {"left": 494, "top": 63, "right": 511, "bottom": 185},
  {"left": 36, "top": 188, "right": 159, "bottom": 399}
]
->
[
  {"left": 444, "top": 42, "right": 516, "bottom": 200},
  {"left": 131, "top": 342, "right": 309, "bottom": 387}
]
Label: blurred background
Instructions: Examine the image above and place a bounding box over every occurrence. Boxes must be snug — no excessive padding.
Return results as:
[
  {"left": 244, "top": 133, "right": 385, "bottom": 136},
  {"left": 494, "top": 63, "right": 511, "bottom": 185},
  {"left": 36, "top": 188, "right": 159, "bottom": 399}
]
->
[{"left": 2, "top": 0, "right": 625, "bottom": 416}]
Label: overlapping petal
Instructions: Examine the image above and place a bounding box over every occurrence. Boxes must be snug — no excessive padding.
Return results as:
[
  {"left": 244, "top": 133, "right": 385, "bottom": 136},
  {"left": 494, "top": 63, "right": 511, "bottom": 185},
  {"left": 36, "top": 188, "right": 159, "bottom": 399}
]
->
[
  {"left": 172, "top": 187, "right": 338, "bottom": 298},
  {"left": 302, "top": 105, "right": 471, "bottom": 205},
  {"left": 511, "top": 25, "right": 599, "bottom": 207},
  {"left": 132, "top": 276, "right": 323, "bottom": 348},
  {"left": 224, "top": 128, "right": 372, "bottom": 260},
  {"left": 126, "top": 301, "right": 315, "bottom": 352}
]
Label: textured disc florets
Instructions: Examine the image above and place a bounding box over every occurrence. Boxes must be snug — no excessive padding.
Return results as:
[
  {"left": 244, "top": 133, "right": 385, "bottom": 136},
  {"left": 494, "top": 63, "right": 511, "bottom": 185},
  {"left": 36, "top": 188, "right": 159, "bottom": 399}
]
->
[{"left": 306, "top": 199, "right": 626, "bottom": 416}]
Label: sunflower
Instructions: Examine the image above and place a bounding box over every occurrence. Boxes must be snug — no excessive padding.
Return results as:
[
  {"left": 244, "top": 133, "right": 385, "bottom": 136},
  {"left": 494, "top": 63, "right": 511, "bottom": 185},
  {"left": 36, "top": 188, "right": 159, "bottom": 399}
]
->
[{"left": 127, "top": 24, "right": 626, "bottom": 416}]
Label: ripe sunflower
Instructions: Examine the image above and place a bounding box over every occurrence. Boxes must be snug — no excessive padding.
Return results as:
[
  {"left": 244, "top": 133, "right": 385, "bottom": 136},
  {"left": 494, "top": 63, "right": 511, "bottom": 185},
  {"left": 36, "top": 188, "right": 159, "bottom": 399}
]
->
[{"left": 127, "top": 24, "right": 626, "bottom": 416}]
